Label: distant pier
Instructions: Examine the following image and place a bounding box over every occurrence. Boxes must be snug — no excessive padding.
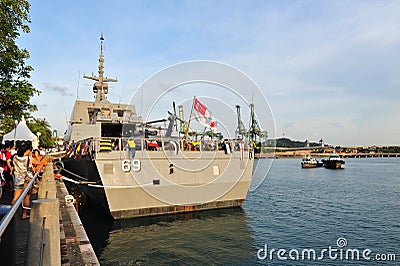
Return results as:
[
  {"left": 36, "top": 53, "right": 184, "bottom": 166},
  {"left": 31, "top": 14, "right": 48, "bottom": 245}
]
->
[
  {"left": 256, "top": 152, "right": 400, "bottom": 159},
  {"left": 255, "top": 146, "right": 400, "bottom": 159}
]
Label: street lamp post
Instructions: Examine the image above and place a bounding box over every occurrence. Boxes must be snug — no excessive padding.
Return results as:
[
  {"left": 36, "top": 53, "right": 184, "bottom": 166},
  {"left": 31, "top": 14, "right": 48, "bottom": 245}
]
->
[
  {"left": 13, "top": 119, "right": 18, "bottom": 147},
  {"left": 36, "top": 132, "right": 42, "bottom": 148},
  {"left": 53, "top": 129, "right": 59, "bottom": 151}
]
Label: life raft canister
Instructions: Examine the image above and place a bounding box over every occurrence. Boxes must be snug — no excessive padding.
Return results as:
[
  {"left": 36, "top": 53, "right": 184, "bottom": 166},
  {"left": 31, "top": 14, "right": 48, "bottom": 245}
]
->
[{"left": 99, "top": 139, "right": 112, "bottom": 152}]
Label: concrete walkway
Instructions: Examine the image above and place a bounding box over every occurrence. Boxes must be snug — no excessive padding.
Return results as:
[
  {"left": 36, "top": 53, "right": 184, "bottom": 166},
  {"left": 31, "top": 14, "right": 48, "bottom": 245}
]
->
[
  {"left": 57, "top": 179, "right": 99, "bottom": 265},
  {"left": 0, "top": 178, "right": 99, "bottom": 265}
]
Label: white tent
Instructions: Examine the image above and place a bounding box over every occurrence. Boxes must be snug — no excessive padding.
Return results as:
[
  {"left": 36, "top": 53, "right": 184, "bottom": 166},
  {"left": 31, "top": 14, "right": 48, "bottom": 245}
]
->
[{"left": 2, "top": 116, "right": 39, "bottom": 149}]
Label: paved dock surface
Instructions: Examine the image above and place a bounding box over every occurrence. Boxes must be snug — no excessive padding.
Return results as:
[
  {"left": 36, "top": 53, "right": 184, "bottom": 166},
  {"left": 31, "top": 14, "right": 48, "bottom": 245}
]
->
[
  {"left": 57, "top": 179, "right": 99, "bottom": 265},
  {"left": 15, "top": 218, "right": 29, "bottom": 265},
  {"left": 0, "top": 179, "right": 99, "bottom": 265},
  {"left": 0, "top": 186, "right": 29, "bottom": 265}
]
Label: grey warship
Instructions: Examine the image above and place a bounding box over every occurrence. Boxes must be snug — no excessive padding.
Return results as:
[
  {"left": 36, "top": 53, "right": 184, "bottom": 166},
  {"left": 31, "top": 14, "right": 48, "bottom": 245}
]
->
[{"left": 61, "top": 35, "right": 254, "bottom": 219}]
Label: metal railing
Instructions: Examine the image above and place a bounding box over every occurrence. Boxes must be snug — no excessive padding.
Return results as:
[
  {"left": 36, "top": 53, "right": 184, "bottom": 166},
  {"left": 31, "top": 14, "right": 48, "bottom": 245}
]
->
[
  {"left": 0, "top": 165, "right": 43, "bottom": 238},
  {"left": 66, "top": 137, "right": 252, "bottom": 161},
  {"left": 92, "top": 137, "right": 250, "bottom": 152}
]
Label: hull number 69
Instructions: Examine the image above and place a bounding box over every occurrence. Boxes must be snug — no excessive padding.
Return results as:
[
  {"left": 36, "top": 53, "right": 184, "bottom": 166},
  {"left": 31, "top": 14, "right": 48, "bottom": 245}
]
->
[{"left": 122, "top": 159, "right": 141, "bottom": 172}]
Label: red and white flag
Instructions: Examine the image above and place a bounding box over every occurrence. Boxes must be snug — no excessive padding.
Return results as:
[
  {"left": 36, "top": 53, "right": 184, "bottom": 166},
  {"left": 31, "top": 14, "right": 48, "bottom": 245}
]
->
[{"left": 192, "top": 97, "right": 217, "bottom": 132}]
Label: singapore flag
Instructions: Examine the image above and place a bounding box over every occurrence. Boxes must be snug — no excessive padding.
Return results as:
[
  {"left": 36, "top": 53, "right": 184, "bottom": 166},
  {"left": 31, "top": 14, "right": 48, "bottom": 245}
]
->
[{"left": 192, "top": 97, "right": 217, "bottom": 132}]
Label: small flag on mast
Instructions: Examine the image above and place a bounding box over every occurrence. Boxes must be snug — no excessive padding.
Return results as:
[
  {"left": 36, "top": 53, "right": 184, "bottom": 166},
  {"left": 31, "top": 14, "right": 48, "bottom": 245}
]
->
[{"left": 192, "top": 97, "right": 217, "bottom": 132}]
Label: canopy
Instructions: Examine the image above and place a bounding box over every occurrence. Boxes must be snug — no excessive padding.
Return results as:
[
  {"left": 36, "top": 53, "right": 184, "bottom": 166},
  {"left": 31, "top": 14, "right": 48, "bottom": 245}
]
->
[{"left": 2, "top": 116, "right": 39, "bottom": 149}]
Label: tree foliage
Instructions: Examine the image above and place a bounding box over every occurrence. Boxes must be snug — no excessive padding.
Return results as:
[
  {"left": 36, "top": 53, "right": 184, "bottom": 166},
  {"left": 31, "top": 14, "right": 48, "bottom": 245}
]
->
[
  {"left": 0, "top": 0, "right": 40, "bottom": 133},
  {"left": 27, "top": 117, "right": 53, "bottom": 148}
]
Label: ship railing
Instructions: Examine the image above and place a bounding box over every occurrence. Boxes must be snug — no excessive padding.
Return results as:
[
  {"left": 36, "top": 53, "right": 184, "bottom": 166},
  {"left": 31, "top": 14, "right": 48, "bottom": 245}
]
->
[
  {"left": 65, "top": 137, "right": 97, "bottom": 160},
  {"left": 90, "top": 137, "right": 250, "bottom": 159}
]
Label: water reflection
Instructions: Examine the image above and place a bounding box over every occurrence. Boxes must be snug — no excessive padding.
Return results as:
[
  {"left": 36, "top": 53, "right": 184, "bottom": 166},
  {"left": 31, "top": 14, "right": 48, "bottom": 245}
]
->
[{"left": 79, "top": 205, "right": 255, "bottom": 265}]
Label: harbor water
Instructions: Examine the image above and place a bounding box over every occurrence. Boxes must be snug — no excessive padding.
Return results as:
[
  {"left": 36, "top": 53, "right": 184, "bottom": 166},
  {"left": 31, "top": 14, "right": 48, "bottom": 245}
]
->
[{"left": 79, "top": 158, "right": 399, "bottom": 265}]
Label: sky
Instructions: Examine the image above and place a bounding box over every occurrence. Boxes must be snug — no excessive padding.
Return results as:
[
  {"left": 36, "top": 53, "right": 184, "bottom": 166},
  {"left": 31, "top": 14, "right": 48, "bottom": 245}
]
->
[{"left": 17, "top": 0, "right": 400, "bottom": 146}]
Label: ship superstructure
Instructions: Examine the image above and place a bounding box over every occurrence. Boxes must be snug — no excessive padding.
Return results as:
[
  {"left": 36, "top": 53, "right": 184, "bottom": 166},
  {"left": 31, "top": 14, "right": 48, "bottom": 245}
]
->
[{"left": 62, "top": 35, "right": 254, "bottom": 219}]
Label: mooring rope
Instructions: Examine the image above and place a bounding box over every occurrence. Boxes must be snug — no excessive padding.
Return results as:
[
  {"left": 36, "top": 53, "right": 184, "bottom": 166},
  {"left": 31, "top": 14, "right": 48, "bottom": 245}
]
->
[
  {"left": 61, "top": 176, "right": 96, "bottom": 185},
  {"left": 61, "top": 173, "right": 154, "bottom": 189},
  {"left": 58, "top": 166, "right": 89, "bottom": 181},
  {"left": 88, "top": 183, "right": 154, "bottom": 189}
]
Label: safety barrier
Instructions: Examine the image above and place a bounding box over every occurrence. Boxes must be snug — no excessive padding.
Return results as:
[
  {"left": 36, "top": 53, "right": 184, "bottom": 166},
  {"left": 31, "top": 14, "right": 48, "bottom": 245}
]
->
[
  {"left": 0, "top": 165, "right": 44, "bottom": 265},
  {"left": 0, "top": 163, "right": 61, "bottom": 266},
  {"left": 0, "top": 166, "right": 43, "bottom": 237},
  {"left": 90, "top": 137, "right": 250, "bottom": 153},
  {"left": 26, "top": 164, "right": 61, "bottom": 266}
]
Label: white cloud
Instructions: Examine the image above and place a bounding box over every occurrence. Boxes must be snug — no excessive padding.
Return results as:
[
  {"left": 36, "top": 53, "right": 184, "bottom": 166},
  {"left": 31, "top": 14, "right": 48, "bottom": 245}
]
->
[{"left": 42, "top": 82, "right": 73, "bottom": 97}]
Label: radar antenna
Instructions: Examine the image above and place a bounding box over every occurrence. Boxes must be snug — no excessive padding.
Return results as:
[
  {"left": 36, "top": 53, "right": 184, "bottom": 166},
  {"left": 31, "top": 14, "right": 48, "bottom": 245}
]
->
[{"left": 83, "top": 34, "right": 117, "bottom": 102}]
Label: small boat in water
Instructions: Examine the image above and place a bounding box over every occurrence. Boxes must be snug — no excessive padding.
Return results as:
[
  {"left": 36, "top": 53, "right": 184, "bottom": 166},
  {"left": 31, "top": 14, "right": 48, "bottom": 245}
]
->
[
  {"left": 321, "top": 154, "right": 345, "bottom": 169},
  {"left": 301, "top": 156, "right": 323, "bottom": 168}
]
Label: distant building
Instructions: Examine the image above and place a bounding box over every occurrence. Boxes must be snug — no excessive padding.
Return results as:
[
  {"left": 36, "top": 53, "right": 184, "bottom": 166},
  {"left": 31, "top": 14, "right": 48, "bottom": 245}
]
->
[{"left": 319, "top": 138, "right": 325, "bottom": 147}]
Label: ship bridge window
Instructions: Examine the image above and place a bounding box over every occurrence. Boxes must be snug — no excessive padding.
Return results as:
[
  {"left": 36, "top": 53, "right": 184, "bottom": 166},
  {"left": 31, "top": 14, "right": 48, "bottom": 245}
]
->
[
  {"left": 115, "top": 110, "right": 124, "bottom": 117},
  {"left": 122, "top": 124, "right": 141, "bottom": 137},
  {"left": 101, "top": 109, "right": 111, "bottom": 116},
  {"left": 101, "top": 123, "right": 122, "bottom": 137}
]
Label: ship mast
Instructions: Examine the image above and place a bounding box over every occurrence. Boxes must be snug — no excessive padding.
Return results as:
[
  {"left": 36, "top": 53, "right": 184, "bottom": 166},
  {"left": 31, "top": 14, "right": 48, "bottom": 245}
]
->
[{"left": 83, "top": 34, "right": 117, "bottom": 102}]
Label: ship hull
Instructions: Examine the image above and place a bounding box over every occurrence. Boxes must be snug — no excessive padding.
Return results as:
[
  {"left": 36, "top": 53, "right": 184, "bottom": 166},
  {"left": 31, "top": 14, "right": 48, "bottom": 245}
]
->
[
  {"left": 301, "top": 163, "right": 318, "bottom": 168},
  {"left": 301, "top": 158, "right": 323, "bottom": 168},
  {"left": 61, "top": 149, "right": 253, "bottom": 219},
  {"left": 60, "top": 158, "right": 110, "bottom": 212},
  {"left": 323, "top": 161, "right": 344, "bottom": 169}
]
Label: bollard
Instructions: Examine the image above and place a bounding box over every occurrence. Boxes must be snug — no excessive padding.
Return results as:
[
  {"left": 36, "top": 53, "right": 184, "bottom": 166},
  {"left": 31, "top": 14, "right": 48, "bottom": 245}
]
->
[
  {"left": 41, "top": 164, "right": 54, "bottom": 182},
  {"left": 26, "top": 198, "right": 61, "bottom": 266},
  {"left": 38, "top": 164, "right": 57, "bottom": 199},
  {"left": 38, "top": 180, "right": 57, "bottom": 199}
]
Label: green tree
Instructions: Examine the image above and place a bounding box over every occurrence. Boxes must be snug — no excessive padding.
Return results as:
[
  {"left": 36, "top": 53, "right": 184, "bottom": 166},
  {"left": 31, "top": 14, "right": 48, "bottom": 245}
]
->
[
  {"left": 0, "top": 0, "right": 40, "bottom": 133},
  {"left": 27, "top": 117, "right": 53, "bottom": 148}
]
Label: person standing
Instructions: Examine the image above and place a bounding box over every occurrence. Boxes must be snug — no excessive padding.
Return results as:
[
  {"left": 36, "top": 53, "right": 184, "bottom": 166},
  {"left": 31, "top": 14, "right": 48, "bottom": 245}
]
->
[
  {"left": 1, "top": 143, "right": 14, "bottom": 190},
  {"left": 9, "top": 144, "right": 17, "bottom": 156},
  {"left": 127, "top": 138, "right": 136, "bottom": 158},
  {"left": 11, "top": 145, "right": 35, "bottom": 219},
  {"left": 38, "top": 146, "right": 46, "bottom": 156},
  {"left": 31, "top": 149, "right": 47, "bottom": 174},
  {"left": 0, "top": 151, "right": 4, "bottom": 199}
]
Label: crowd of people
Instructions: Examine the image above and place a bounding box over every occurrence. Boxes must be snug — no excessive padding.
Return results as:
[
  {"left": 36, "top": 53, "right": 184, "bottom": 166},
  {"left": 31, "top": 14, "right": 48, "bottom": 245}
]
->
[{"left": 0, "top": 142, "right": 48, "bottom": 219}]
